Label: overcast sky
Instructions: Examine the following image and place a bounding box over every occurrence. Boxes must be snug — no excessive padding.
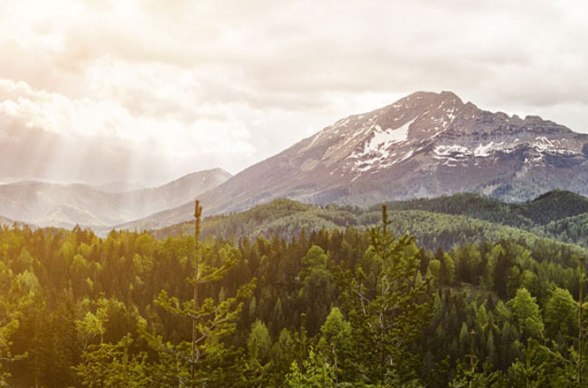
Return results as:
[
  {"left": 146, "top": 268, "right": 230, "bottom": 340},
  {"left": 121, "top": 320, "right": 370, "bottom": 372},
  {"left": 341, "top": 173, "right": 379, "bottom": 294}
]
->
[{"left": 1, "top": 0, "right": 587, "bottom": 186}]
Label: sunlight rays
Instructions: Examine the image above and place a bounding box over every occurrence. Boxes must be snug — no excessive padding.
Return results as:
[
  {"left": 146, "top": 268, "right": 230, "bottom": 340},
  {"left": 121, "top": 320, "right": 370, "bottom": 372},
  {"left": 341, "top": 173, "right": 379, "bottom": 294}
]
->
[
  {"left": 1, "top": 0, "right": 588, "bottom": 188},
  {"left": 0, "top": 77, "right": 256, "bottom": 186}
]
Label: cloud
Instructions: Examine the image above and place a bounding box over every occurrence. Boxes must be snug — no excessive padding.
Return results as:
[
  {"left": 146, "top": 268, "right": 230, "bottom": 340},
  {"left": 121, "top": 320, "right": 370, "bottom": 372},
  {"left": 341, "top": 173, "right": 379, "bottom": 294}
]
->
[
  {"left": 0, "top": 78, "right": 255, "bottom": 184},
  {"left": 0, "top": 0, "right": 587, "bottom": 185}
]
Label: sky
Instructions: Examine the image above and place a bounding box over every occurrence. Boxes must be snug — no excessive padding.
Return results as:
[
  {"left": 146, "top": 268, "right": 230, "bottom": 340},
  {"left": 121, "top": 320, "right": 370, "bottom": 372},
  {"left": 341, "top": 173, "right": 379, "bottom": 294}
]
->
[{"left": 0, "top": 0, "right": 587, "bottom": 186}]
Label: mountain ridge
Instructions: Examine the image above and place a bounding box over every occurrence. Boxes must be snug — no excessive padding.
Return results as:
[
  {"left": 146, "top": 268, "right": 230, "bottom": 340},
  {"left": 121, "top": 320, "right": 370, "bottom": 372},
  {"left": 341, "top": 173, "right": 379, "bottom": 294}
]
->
[
  {"left": 0, "top": 168, "right": 231, "bottom": 229},
  {"left": 152, "top": 190, "right": 588, "bottom": 251},
  {"left": 123, "top": 91, "right": 588, "bottom": 230}
]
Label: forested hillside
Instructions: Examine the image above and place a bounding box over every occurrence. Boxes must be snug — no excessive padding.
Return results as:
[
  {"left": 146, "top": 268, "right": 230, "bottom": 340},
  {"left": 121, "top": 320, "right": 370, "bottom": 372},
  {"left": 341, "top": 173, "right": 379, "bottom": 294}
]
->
[
  {"left": 1, "top": 203, "right": 587, "bottom": 386},
  {"left": 155, "top": 191, "right": 588, "bottom": 249}
]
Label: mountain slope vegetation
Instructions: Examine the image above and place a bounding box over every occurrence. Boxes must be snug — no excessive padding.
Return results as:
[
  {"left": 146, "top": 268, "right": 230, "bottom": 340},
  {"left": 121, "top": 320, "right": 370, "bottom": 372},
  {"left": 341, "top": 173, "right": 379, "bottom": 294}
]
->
[
  {"left": 154, "top": 190, "right": 588, "bottom": 250},
  {"left": 0, "top": 204, "right": 587, "bottom": 386}
]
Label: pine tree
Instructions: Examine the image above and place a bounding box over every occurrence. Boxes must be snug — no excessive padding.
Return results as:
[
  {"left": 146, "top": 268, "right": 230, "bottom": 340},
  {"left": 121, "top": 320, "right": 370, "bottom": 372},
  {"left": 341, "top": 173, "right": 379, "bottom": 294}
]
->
[
  {"left": 285, "top": 349, "right": 335, "bottom": 388},
  {"left": 0, "top": 260, "right": 34, "bottom": 385},
  {"left": 316, "top": 307, "right": 353, "bottom": 384},
  {"left": 74, "top": 335, "right": 150, "bottom": 388},
  {"left": 143, "top": 200, "right": 255, "bottom": 386},
  {"left": 297, "top": 245, "right": 336, "bottom": 335},
  {"left": 342, "top": 205, "right": 432, "bottom": 385}
]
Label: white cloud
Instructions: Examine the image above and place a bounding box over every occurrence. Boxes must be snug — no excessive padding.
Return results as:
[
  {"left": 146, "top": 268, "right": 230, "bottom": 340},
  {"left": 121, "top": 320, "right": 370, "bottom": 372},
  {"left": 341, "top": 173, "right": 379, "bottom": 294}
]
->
[
  {"left": 0, "top": 0, "right": 586, "bottom": 184},
  {"left": 0, "top": 78, "right": 255, "bottom": 184}
]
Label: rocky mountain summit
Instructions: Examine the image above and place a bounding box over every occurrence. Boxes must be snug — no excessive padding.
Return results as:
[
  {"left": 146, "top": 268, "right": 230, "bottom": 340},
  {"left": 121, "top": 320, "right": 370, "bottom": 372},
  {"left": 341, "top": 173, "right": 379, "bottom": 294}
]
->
[
  {"left": 301, "top": 90, "right": 587, "bottom": 201},
  {"left": 125, "top": 91, "right": 588, "bottom": 230}
]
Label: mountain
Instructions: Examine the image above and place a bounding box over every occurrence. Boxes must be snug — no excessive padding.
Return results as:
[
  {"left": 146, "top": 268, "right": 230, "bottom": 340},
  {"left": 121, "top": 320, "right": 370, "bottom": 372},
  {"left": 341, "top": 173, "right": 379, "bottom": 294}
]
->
[
  {"left": 153, "top": 191, "right": 588, "bottom": 251},
  {"left": 520, "top": 190, "right": 588, "bottom": 224},
  {"left": 0, "top": 214, "right": 16, "bottom": 227},
  {"left": 94, "top": 181, "right": 146, "bottom": 193},
  {"left": 0, "top": 168, "right": 231, "bottom": 229},
  {"left": 126, "top": 91, "right": 588, "bottom": 230}
]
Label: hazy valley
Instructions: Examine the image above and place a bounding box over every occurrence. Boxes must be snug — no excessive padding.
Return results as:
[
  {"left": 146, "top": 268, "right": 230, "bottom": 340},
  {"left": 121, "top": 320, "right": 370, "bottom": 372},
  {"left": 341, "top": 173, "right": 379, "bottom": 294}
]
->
[{"left": 0, "top": 168, "right": 230, "bottom": 230}]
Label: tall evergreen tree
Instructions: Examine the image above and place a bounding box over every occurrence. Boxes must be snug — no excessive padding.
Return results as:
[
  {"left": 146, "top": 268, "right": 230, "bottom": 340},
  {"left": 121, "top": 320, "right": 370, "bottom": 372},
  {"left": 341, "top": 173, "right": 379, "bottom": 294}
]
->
[
  {"left": 144, "top": 200, "right": 255, "bottom": 386},
  {"left": 342, "top": 205, "right": 432, "bottom": 385}
]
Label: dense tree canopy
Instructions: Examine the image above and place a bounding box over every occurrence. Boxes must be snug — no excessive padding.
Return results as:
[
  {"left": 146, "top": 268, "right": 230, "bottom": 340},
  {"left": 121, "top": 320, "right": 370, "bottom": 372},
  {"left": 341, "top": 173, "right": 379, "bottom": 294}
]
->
[{"left": 0, "top": 200, "right": 586, "bottom": 386}]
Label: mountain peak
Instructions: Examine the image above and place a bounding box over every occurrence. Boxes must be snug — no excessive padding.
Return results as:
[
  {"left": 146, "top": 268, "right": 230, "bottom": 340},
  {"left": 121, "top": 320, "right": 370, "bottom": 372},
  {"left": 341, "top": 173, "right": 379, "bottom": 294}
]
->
[
  {"left": 295, "top": 91, "right": 585, "bottom": 180},
  {"left": 404, "top": 90, "right": 462, "bottom": 102},
  {"left": 121, "top": 91, "right": 588, "bottom": 229},
  {"left": 208, "top": 167, "right": 233, "bottom": 179},
  {"left": 232, "top": 90, "right": 587, "bottom": 206},
  {"left": 391, "top": 90, "right": 465, "bottom": 111},
  {"left": 155, "top": 168, "right": 232, "bottom": 191}
]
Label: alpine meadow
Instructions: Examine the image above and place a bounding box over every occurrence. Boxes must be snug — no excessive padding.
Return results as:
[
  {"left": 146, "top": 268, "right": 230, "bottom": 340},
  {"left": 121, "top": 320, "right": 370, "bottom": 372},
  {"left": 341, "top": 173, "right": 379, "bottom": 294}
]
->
[{"left": 1, "top": 1, "right": 588, "bottom": 387}]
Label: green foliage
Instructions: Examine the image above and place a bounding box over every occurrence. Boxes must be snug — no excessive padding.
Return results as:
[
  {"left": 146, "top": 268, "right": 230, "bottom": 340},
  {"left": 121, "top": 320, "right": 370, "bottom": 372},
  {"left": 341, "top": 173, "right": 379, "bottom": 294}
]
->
[
  {"left": 342, "top": 207, "right": 432, "bottom": 385},
  {"left": 316, "top": 307, "right": 353, "bottom": 383},
  {"left": 298, "top": 246, "right": 336, "bottom": 334},
  {"left": 285, "top": 349, "right": 336, "bottom": 388},
  {"left": 247, "top": 320, "right": 272, "bottom": 365},
  {"left": 0, "top": 258, "right": 34, "bottom": 386},
  {"left": 156, "top": 191, "right": 588, "bottom": 249},
  {"left": 509, "top": 288, "right": 544, "bottom": 340},
  {"left": 522, "top": 190, "right": 588, "bottom": 225},
  {"left": 147, "top": 238, "right": 255, "bottom": 386},
  {"left": 449, "top": 357, "right": 505, "bottom": 387},
  {"left": 544, "top": 287, "right": 577, "bottom": 344},
  {"left": 544, "top": 214, "right": 588, "bottom": 246},
  {"left": 0, "top": 193, "right": 586, "bottom": 386},
  {"left": 242, "top": 319, "right": 275, "bottom": 386},
  {"left": 74, "top": 336, "right": 150, "bottom": 387}
]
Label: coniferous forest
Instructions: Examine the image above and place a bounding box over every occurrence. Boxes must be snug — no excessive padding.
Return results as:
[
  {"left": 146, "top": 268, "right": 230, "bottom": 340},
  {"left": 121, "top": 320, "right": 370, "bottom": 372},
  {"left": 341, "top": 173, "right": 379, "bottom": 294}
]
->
[
  {"left": 3, "top": 1, "right": 588, "bottom": 386},
  {"left": 0, "top": 200, "right": 587, "bottom": 387}
]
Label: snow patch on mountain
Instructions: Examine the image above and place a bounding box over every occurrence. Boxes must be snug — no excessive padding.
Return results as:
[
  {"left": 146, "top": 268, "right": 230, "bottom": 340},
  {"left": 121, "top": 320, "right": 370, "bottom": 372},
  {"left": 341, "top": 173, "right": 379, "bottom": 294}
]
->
[
  {"left": 434, "top": 145, "right": 471, "bottom": 158},
  {"left": 398, "top": 149, "right": 415, "bottom": 163},
  {"left": 431, "top": 137, "right": 584, "bottom": 168},
  {"left": 474, "top": 141, "right": 505, "bottom": 157},
  {"left": 364, "top": 118, "right": 415, "bottom": 153},
  {"left": 433, "top": 142, "right": 516, "bottom": 166},
  {"left": 531, "top": 137, "right": 577, "bottom": 156},
  {"left": 435, "top": 141, "right": 524, "bottom": 160},
  {"left": 347, "top": 118, "right": 417, "bottom": 173}
]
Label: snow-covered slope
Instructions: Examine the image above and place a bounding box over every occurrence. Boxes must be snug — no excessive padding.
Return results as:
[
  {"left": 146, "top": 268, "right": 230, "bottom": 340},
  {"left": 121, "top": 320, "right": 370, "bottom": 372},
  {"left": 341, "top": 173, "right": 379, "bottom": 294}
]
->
[{"left": 125, "top": 91, "right": 588, "bottom": 230}]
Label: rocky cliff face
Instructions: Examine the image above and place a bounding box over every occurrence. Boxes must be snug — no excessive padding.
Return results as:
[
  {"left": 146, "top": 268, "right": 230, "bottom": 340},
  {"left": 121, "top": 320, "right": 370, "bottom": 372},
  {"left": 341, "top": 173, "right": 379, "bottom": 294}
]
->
[{"left": 312, "top": 91, "right": 588, "bottom": 203}]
